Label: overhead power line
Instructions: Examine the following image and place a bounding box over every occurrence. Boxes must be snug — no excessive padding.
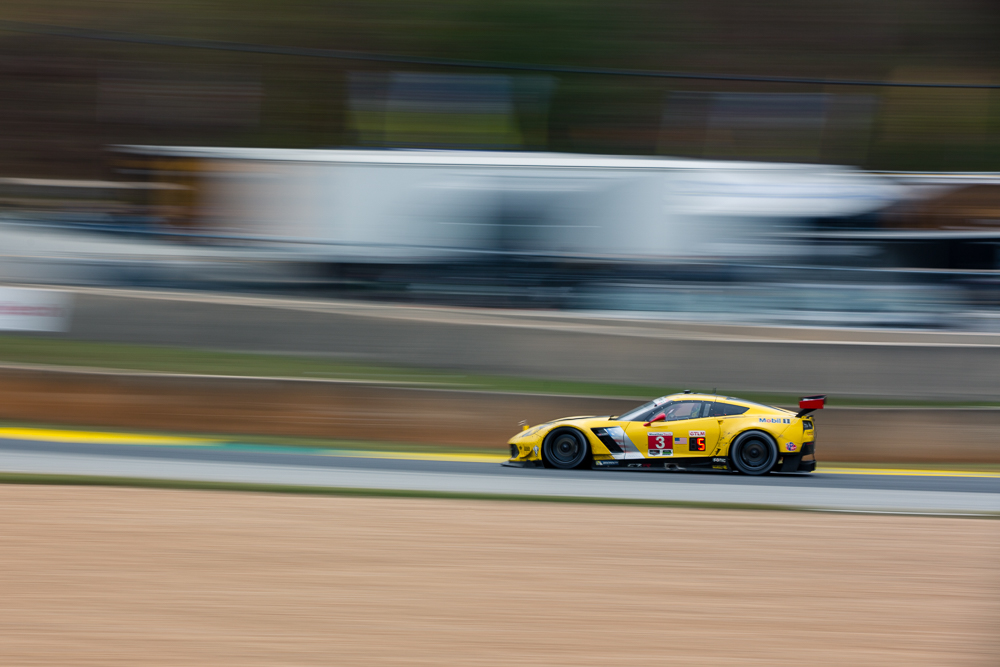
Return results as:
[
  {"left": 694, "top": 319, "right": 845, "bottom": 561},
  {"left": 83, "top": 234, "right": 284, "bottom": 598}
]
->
[{"left": 2, "top": 20, "right": 999, "bottom": 90}]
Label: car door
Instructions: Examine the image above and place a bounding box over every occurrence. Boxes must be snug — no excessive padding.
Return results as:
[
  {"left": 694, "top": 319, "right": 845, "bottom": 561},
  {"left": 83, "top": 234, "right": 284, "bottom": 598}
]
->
[{"left": 625, "top": 400, "right": 721, "bottom": 461}]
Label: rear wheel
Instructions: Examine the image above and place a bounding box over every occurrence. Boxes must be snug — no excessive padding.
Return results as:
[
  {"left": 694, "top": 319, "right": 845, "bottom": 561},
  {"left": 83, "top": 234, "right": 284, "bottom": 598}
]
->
[
  {"left": 542, "top": 428, "right": 590, "bottom": 469},
  {"left": 730, "top": 431, "right": 778, "bottom": 476}
]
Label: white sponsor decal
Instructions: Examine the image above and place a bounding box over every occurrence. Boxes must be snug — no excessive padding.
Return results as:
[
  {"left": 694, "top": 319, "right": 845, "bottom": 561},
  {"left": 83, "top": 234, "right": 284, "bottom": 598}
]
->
[
  {"left": 689, "top": 430, "right": 706, "bottom": 437},
  {"left": 0, "top": 288, "right": 71, "bottom": 332}
]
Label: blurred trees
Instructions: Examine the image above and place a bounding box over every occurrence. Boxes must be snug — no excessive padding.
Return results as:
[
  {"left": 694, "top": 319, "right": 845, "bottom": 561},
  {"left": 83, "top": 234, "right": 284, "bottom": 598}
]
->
[{"left": 0, "top": 0, "right": 998, "bottom": 177}]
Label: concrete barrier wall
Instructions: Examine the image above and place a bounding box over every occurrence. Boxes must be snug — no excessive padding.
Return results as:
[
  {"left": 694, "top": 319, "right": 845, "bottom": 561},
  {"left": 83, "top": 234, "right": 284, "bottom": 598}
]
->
[
  {"left": 45, "top": 288, "right": 1000, "bottom": 401},
  {"left": 1, "top": 367, "right": 997, "bottom": 463}
]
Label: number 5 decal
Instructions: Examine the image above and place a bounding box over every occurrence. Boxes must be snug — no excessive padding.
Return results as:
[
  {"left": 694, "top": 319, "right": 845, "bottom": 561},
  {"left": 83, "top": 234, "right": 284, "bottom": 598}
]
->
[{"left": 689, "top": 430, "right": 707, "bottom": 452}]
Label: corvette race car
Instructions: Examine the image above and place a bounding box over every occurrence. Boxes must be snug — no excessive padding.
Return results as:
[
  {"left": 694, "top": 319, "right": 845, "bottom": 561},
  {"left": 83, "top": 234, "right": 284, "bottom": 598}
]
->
[{"left": 505, "top": 392, "right": 824, "bottom": 475}]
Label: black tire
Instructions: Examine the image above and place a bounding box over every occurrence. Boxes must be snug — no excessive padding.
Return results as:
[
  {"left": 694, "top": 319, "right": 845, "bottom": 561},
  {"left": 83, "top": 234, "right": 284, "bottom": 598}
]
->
[
  {"left": 730, "top": 431, "right": 779, "bottom": 476},
  {"left": 542, "top": 428, "right": 590, "bottom": 469}
]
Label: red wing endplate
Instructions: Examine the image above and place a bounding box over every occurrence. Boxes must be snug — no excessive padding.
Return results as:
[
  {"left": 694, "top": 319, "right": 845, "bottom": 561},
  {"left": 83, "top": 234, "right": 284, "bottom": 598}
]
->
[{"left": 796, "top": 395, "right": 826, "bottom": 418}]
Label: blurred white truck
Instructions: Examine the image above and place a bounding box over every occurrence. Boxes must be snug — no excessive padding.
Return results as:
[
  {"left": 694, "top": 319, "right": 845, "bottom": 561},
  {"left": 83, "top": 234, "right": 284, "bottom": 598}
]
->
[{"left": 117, "top": 147, "right": 902, "bottom": 264}]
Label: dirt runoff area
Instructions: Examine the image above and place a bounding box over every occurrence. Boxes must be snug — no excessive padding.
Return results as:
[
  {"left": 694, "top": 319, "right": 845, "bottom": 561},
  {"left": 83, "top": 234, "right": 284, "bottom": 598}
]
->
[{"left": 0, "top": 486, "right": 996, "bottom": 666}]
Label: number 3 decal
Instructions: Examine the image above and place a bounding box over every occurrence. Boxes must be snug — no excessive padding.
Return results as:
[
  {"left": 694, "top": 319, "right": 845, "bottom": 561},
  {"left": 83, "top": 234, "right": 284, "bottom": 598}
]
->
[{"left": 647, "top": 432, "right": 673, "bottom": 450}]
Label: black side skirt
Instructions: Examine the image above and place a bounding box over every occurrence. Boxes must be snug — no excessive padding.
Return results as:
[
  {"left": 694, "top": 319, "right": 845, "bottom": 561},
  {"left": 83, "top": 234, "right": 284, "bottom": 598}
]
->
[{"left": 591, "top": 456, "right": 723, "bottom": 471}]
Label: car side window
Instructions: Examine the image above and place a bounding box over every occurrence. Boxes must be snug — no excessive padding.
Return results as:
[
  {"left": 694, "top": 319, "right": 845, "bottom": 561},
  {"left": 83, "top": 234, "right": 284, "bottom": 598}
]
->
[
  {"left": 662, "top": 401, "right": 701, "bottom": 421},
  {"left": 710, "top": 402, "right": 750, "bottom": 417}
]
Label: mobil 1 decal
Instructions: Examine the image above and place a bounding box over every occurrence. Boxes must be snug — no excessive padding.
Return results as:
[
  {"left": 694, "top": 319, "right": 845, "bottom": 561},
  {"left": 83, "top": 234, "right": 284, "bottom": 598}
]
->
[
  {"left": 688, "top": 431, "right": 707, "bottom": 452},
  {"left": 647, "top": 432, "right": 673, "bottom": 457}
]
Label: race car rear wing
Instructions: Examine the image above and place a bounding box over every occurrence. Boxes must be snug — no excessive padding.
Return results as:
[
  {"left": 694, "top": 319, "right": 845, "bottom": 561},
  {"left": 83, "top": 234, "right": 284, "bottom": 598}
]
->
[{"left": 796, "top": 395, "right": 826, "bottom": 418}]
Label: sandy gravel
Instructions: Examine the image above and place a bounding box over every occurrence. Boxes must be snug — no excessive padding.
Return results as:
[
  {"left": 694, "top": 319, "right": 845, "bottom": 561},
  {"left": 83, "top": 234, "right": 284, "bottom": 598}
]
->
[{"left": 0, "top": 486, "right": 996, "bottom": 666}]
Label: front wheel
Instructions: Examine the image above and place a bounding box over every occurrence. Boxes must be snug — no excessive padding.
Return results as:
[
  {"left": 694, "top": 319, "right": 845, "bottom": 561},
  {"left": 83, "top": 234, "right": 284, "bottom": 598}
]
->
[
  {"left": 542, "top": 428, "right": 590, "bottom": 469},
  {"left": 729, "top": 431, "right": 778, "bottom": 476}
]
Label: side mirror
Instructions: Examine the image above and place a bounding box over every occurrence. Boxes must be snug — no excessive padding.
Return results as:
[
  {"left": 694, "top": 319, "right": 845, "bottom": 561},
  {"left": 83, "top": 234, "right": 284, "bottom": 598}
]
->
[{"left": 643, "top": 413, "right": 666, "bottom": 427}]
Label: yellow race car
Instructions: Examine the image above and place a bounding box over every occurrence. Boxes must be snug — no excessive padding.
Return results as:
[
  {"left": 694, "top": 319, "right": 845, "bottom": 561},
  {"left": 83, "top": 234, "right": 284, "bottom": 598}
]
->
[{"left": 505, "top": 392, "right": 824, "bottom": 475}]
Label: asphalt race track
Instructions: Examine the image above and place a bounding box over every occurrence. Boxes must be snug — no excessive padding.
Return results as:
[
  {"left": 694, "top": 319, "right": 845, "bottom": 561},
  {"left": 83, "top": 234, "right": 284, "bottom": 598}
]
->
[{"left": 0, "top": 432, "right": 998, "bottom": 514}]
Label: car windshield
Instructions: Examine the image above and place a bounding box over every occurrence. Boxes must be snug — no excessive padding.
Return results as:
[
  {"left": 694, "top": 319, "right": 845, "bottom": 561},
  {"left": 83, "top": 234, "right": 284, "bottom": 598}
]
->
[
  {"left": 617, "top": 399, "right": 711, "bottom": 422},
  {"left": 618, "top": 399, "right": 667, "bottom": 422}
]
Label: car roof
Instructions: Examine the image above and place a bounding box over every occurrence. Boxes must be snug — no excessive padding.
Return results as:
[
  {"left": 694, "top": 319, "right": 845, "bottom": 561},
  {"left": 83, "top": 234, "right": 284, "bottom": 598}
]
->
[{"left": 658, "top": 393, "right": 793, "bottom": 415}]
